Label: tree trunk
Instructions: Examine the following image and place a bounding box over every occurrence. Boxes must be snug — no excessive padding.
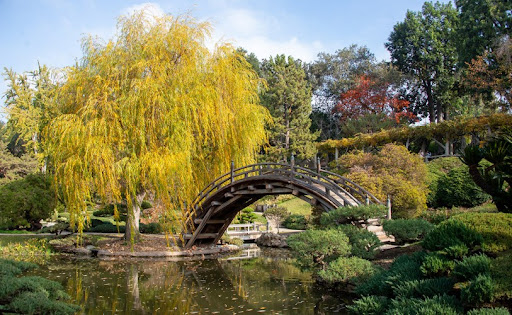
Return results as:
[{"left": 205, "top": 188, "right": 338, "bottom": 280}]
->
[
  {"left": 425, "top": 81, "right": 435, "bottom": 123},
  {"left": 125, "top": 192, "right": 146, "bottom": 243}
]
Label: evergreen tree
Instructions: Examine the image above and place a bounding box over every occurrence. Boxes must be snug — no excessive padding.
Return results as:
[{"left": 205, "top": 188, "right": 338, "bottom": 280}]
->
[{"left": 260, "top": 55, "right": 318, "bottom": 162}]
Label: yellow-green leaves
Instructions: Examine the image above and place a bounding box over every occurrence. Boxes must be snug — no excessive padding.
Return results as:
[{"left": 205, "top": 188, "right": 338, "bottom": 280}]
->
[{"left": 45, "top": 10, "right": 269, "bottom": 236}]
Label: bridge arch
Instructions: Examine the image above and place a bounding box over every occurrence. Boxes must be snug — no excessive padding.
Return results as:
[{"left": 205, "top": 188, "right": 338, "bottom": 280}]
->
[{"left": 183, "top": 163, "right": 381, "bottom": 248}]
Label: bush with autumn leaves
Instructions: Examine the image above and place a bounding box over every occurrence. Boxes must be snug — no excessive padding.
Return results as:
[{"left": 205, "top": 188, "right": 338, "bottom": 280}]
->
[{"left": 337, "top": 144, "right": 427, "bottom": 218}]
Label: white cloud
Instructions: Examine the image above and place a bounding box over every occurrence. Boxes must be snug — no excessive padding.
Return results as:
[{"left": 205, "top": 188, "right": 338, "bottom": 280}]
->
[
  {"left": 208, "top": 7, "right": 323, "bottom": 62},
  {"left": 121, "top": 2, "right": 166, "bottom": 19}
]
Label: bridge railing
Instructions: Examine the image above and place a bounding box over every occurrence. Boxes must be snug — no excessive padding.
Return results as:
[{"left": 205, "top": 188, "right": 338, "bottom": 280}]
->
[{"left": 184, "top": 163, "right": 381, "bottom": 227}]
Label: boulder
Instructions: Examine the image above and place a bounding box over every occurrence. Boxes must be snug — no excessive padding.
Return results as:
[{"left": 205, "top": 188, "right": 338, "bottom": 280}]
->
[{"left": 256, "top": 233, "right": 288, "bottom": 248}]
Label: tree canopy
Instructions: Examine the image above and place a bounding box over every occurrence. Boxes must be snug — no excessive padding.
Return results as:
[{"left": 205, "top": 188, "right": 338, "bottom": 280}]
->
[
  {"left": 44, "top": 11, "right": 269, "bottom": 240},
  {"left": 386, "top": 2, "right": 459, "bottom": 123},
  {"left": 260, "top": 54, "right": 318, "bottom": 162}
]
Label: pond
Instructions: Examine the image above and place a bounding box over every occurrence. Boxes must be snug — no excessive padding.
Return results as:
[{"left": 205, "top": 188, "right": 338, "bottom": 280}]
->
[{"left": 25, "top": 246, "right": 350, "bottom": 314}]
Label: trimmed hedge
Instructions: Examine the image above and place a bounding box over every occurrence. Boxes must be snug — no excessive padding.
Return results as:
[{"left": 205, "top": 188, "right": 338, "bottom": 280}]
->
[
  {"left": 317, "top": 256, "right": 375, "bottom": 284},
  {"left": 422, "top": 220, "right": 482, "bottom": 252},
  {"left": 383, "top": 219, "right": 434, "bottom": 244},
  {"left": 450, "top": 212, "right": 512, "bottom": 253}
]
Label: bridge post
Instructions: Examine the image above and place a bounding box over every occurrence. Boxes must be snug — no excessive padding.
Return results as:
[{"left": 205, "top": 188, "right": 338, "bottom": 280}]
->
[
  {"left": 290, "top": 154, "right": 295, "bottom": 172},
  {"left": 387, "top": 195, "right": 392, "bottom": 220},
  {"left": 316, "top": 157, "right": 321, "bottom": 173},
  {"left": 230, "top": 160, "right": 234, "bottom": 183}
]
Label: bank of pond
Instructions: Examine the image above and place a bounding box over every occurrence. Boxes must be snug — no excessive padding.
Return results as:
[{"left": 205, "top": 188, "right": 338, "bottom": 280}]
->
[{"left": 1, "top": 205, "right": 512, "bottom": 314}]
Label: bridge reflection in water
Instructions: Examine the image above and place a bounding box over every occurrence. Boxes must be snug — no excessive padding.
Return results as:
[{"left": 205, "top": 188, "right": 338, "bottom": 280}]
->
[{"left": 184, "top": 162, "right": 382, "bottom": 248}]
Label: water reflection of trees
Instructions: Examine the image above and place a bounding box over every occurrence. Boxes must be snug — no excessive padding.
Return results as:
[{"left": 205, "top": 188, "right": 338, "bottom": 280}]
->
[{"left": 32, "top": 255, "right": 344, "bottom": 314}]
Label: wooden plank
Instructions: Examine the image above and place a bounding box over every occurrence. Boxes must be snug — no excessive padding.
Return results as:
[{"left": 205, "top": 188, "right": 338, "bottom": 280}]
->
[
  {"left": 193, "top": 219, "right": 226, "bottom": 225},
  {"left": 224, "top": 192, "right": 234, "bottom": 198},
  {"left": 233, "top": 188, "right": 292, "bottom": 195},
  {"left": 185, "top": 206, "right": 216, "bottom": 248},
  {"left": 212, "top": 195, "right": 243, "bottom": 215},
  {"left": 211, "top": 201, "right": 222, "bottom": 206},
  {"left": 183, "top": 233, "right": 218, "bottom": 239}
]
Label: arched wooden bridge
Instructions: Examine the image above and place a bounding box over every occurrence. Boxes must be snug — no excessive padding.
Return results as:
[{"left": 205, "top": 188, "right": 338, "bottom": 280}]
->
[{"left": 183, "top": 162, "right": 381, "bottom": 248}]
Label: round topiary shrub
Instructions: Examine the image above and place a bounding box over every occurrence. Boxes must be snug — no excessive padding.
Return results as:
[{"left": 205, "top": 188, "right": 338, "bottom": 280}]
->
[
  {"left": 461, "top": 274, "right": 495, "bottom": 305},
  {"left": 452, "top": 254, "right": 491, "bottom": 282}
]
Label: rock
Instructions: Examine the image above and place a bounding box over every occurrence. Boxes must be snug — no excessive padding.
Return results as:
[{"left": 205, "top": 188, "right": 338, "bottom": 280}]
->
[{"left": 256, "top": 233, "right": 288, "bottom": 248}]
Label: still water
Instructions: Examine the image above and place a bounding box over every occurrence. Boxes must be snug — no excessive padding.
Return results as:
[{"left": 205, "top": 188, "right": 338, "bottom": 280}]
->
[{"left": 27, "top": 247, "right": 349, "bottom": 314}]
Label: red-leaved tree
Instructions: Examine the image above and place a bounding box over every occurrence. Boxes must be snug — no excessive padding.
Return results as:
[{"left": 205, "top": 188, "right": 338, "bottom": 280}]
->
[{"left": 333, "top": 75, "right": 415, "bottom": 123}]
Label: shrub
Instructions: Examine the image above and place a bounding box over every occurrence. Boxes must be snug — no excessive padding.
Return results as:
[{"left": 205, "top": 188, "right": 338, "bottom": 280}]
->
[
  {"left": 452, "top": 254, "right": 491, "bottom": 282},
  {"left": 140, "top": 222, "right": 162, "bottom": 234},
  {"left": 220, "top": 234, "right": 243, "bottom": 246},
  {"left": 393, "top": 278, "right": 454, "bottom": 298},
  {"left": 339, "top": 144, "right": 428, "bottom": 219},
  {"left": 140, "top": 200, "right": 152, "bottom": 209},
  {"left": 439, "top": 244, "right": 470, "bottom": 260},
  {"left": 347, "top": 295, "right": 389, "bottom": 314},
  {"left": 461, "top": 274, "right": 494, "bottom": 305},
  {"left": 422, "top": 220, "right": 482, "bottom": 252},
  {"left": 355, "top": 252, "right": 426, "bottom": 296},
  {"left": 426, "top": 157, "right": 463, "bottom": 207},
  {"left": 87, "top": 222, "right": 125, "bottom": 233},
  {"left": 490, "top": 251, "right": 512, "bottom": 300},
  {"left": 0, "top": 238, "right": 52, "bottom": 264},
  {"left": 317, "top": 256, "right": 375, "bottom": 284},
  {"left": 435, "top": 166, "right": 491, "bottom": 208},
  {"left": 0, "top": 173, "right": 56, "bottom": 230},
  {"left": 450, "top": 212, "right": 512, "bottom": 253},
  {"left": 0, "top": 259, "right": 79, "bottom": 314},
  {"left": 320, "top": 204, "right": 387, "bottom": 227},
  {"left": 287, "top": 229, "right": 351, "bottom": 269},
  {"left": 467, "top": 308, "right": 511, "bottom": 315},
  {"left": 233, "top": 206, "right": 258, "bottom": 224},
  {"left": 282, "top": 214, "right": 307, "bottom": 230},
  {"left": 420, "top": 253, "right": 455, "bottom": 277},
  {"left": 92, "top": 203, "right": 128, "bottom": 217},
  {"left": 386, "top": 295, "right": 461, "bottom": 315},
  {"left": 419, "top": 209, "right": 452, "bottom": 225},
  {"left": 337, "top": 224, "right": 380, "bottom": 259},
  {"left": 263, "top": 206, "right": 289, "bottom": 232},
  {"left": 383, "top": 219, "right": 434, "bottom": 244}
]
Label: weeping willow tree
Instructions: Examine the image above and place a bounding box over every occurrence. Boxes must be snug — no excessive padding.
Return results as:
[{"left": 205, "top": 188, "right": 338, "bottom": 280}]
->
[{"left": 44, "top": 10, "right": 269, "bottom": 243}]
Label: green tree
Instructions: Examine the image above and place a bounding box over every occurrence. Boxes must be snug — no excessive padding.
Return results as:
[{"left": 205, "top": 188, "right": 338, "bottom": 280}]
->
[
  {"left": 260, "top": 55, "right": 318, "bottom": 162},
  {"left": 3, "top": 64, "right": 58, "bottom": 157},
  {"left": 386, "top": 2, "right": 459, "bottom": 123},
  {"left": 44, "top": 11, "right": 269, "bottom": 242},
  {"left": 456, "top": 0, "right": 512, "bottom": 67}
]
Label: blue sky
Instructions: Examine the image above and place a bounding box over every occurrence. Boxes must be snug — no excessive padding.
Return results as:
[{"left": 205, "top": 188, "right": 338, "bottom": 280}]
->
[{"left": 0, "top": 0, "right": 450, "bottom": 101}]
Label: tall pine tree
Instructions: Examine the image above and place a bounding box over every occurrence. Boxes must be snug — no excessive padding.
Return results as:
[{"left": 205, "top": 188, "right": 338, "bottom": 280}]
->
[{"left": 260, "top": 55, "right": 318, "bottom": 162}]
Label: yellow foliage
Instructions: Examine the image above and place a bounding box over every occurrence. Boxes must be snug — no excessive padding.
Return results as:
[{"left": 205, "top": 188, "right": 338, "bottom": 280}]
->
[
  {"left": 340, "top": 144, "right": 428, "bottom": 218},
  {"left": 44, "top": 11, "right": 270, "bottom": 235},
  {"left": 317, "top": 113, "right": 512, "bottom": 153}
]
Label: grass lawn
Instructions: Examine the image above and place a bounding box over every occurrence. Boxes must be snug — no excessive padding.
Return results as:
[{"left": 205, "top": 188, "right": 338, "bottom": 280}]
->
[{"left": 278, "top": 197, "right": 312, "bottom": 216}]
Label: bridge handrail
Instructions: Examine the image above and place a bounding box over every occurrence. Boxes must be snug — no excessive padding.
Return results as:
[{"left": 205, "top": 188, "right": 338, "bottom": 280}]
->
[
  {"left": 319, "top": 169, "right": 383, "bottom": 205},
  {"left": 190, "top": 163, "right": 352, "bottom": 212},
  {"left": 185, "top": 163, "right": 380, "bottom": 226}
]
